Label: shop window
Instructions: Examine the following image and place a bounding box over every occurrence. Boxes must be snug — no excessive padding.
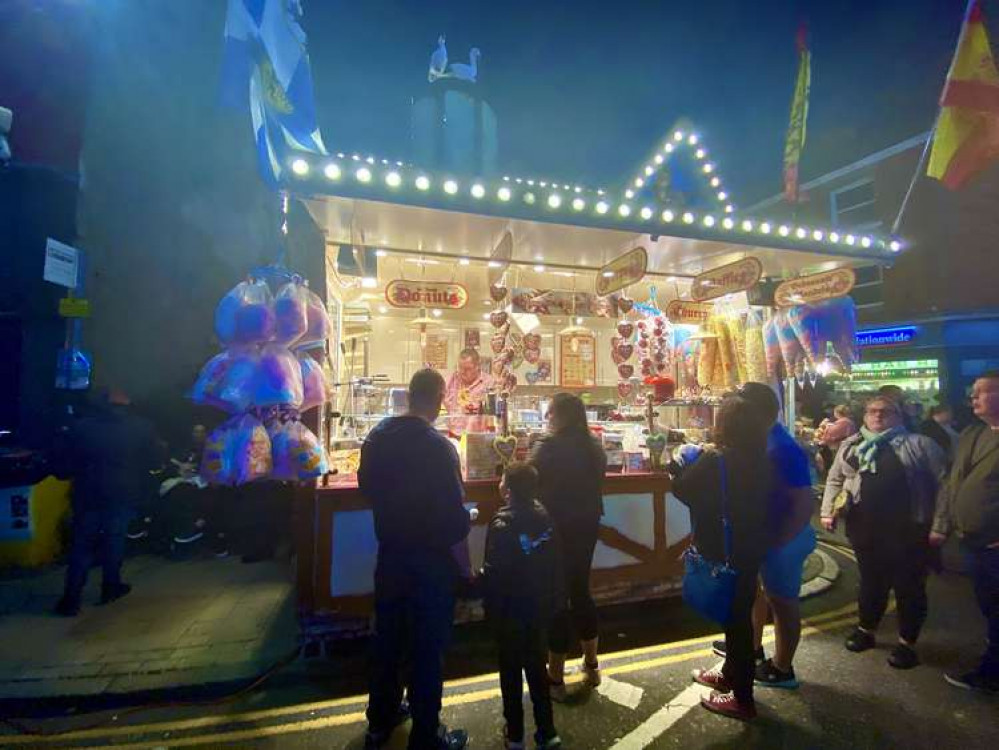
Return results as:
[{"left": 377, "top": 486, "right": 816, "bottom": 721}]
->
[{"left": 830, "top": 178, "right": 880, "bottom": 229}]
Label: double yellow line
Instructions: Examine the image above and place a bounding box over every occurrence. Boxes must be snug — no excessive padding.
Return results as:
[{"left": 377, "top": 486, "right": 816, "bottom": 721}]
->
[{"left": 10, "top": 601, "right": 861, "bottom": 748}]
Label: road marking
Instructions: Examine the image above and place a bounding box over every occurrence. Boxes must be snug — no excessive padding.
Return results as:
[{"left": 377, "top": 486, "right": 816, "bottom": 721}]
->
[{"left": 596, "top": 676, "right": 645, "bottom": 710}]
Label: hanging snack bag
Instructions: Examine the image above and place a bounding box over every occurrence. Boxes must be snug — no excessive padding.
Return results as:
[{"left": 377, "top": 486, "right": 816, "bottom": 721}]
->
[
  {"left": 190, "top": 350, "right": 234, "bottom": 412},
  {"left": 201, "top": 414, "right": 272, "bottom": 485},
  {"left": 214, "top": 279, "right": 275, "bottom": 345},
  {"left": 269, "top": 419, "right": 328, "bottom": 481},
  {"left": 744, "top": 309, "right": 768, "bottom": 383},
  {"left": 254, "top": 343, "right": 304, "bottom": 408},
  {"left": 299, "top": 352, "right": 329, "bottom": 412},
  {"left": 273, "top": 282, "right": 309, "bottom": 346}
]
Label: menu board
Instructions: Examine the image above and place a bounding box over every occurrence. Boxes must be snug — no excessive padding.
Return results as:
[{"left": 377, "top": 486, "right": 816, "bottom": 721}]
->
[
  {"left": 425, "top": 333, "right": 449, "bottom": 370},
  {"left": 559, "top": 332, "right": 596, "bottom": 387}
]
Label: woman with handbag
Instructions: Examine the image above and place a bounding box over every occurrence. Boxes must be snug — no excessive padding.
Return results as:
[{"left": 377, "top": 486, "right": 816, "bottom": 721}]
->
[
  {"left": 672, "top": 396, "right": 772, "bottom": 720},
  {"left": 820, "top": 395, "right": 947, "bottom": 669}
]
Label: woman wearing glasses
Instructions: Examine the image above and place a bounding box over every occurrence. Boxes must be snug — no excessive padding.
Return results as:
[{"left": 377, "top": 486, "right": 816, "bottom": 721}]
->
[{"left": 821, "top": 395, "right": 947, "bottom": 670}]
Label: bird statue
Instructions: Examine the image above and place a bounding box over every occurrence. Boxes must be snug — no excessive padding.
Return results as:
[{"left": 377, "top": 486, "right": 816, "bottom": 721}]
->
[
  {"left": 428, "top": 35, "right": 448, "bottom": 82},
  {"left": 448, "top": 47, "right": 481, "bottom": 83}
]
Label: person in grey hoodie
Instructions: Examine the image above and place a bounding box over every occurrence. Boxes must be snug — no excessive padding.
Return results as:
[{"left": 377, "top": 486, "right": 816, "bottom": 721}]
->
[{"left": 821, "top": 395, "right": 947, "bottom": 670}]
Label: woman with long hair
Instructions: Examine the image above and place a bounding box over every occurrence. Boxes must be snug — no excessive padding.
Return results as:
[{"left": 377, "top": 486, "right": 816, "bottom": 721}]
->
[
  {"left": 673, "top": 395, "right": 773, "bottom": 720},
  {"left": 530, "top": 392, "right": 607, "bottom": 700}
]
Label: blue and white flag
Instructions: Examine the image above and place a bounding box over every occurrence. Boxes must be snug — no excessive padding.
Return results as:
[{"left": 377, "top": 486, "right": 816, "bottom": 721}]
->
[{"left": 221, "top": 0, "right": 326, "bottom": 186}]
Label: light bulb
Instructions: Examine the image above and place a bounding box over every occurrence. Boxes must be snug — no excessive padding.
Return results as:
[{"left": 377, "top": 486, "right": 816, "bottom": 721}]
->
[
  {"left": 533, "top": 264, "right": 545, "bottom": 272},
  {"left": 759, "top": 222, "right": 772, "bottom": 234},
  {"left": 443, "top": 179, "right": 458, "bottom": 194},
  {"left": 682, "top": 212, "right": 695, "bottom": 224},
  {"left": 634, "top": 178, "right": 644, "bottom": 188},
  {"left": 845, "top": 235, "right": 856, "bottom": 246},
  {"left": 644, "top": 166, "right": 654, "bottom": 176},
  {"left": 813, "top": 230, "right": 825, "bottom": 241},
  {"left": 654, "top": 154, "right": 664, "bottom": 164},
  {"left": 459, "top": 258, "right": 470, "bottom": 266},
  {"left": 830, "top": 232, "right": 841, "bottom": 243},
  {"left": 741, "top": 220, "right": 754, "bottom": 232},
  {"left": 432, "top": 309, "right": 442, "bottom": 318},
  {"left": 572, "top": 198, "right": 586, "bottom": 211},
  {"left": 673, "top": 131, "right": 684, "bottom": 141},
  {"left": 778, "top": 225, "right": 790, "bottom": 237},
  {"left": 596, "top": 201, "right": 609, "bottom": 214},
  {"left": 722, "top": 217, "right": 735, "bottom": 229},
  {"left": 375, "top": 249, "right": 387, "bottom": 257},
  {"left": 385, "top": 171, "right": 401, "bottom": 187},
  {"left": 695, "top": 148, "right": 706, "bottom": 159},
  {"left": 710, "top": 177, "right": 721, "bottom": 188},
  {"left": 861, "top": 236, "right": 873, "bottom": 248},
  {"left": 703, "top": 215, "right": 716, "bottom": 227},
  {"left": 796, "top": 227, "right": 808, "bottom": 239},
  {"left": 890, "top": 240, "right": 902, "bottom": 252},
  {"left": 291, "top": 158, "right": 309, "bottom": 175},
  {"left": 548, "top": 194, "right": 562, "bottom": 209},
  {"left": 415, "top": 175, "right": 430, "bottom": 190},
  {"left": 498, "top": 187, "right": 512, "bottom": 201},
  {"left": 618, "top": 204, "right": 631, "bottom": 217},
  {"left": 717, "top": 191, "right": 727, "bottom": 200},
  {"left": 524, "top": 192, "right": 536, "bottom": 204},
  {"left": 662, "top": 209, "right": 675, "bottom": 222},
  {"left": 471, "top": 183, "right": 485, "bottom": 198},
  {"left": 640, "top": 206, "right": 653, "bottom": 220},
  {"left": 625, "top": 189, "right": 635, "bottom": 199},
  {"left": 361, "top": 277, "right": 377, "bottom": 289},
  {"left": 323, "top": 163, "right": 341, "bottom": 180}
]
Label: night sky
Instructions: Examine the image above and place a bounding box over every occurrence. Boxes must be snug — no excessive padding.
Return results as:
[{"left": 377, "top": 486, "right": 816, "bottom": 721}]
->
[{"left": 305, "top": 0, "right": 969, "bottom": 207}]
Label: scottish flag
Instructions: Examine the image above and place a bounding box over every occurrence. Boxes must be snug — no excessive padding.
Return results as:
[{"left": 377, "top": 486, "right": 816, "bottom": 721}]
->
[{"left": 221, "top": 0, "right": 326, "bottom": 186}]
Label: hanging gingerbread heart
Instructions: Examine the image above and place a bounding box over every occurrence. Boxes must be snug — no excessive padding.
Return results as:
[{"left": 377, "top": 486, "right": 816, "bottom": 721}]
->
[
  {"left": 523, "top": 333, "right": 542, "bottom": 350},
  {"left": 491, "top": 360, "right": 507, "bottom": 377},
  {"left": 525, "top": 348, "right": 541, "bottom": 364},
  {"left": 657, "top": 363, "right": 669, "bottom": 373},
  {"left": 611, "top": 335, "right": 624, "bottom": 350},
  {"left": 618, "top": 297, "right": 634, "bottom": 315},
  {"left": 618, "top": 364, "right": 635, "bottom": 379},
  {"left": 611, "top": 349, "right": 626, "bottom": 365},
  {"left": 526, "top": 370, "right": 540, "bottom": 385},
  {"left": 616, "top": 343, "right": 634, "bottom": 361},
  {"left": 493, "top": 435, "right": 518, "bottom": 465},
  {"left": 617, "top": 382, "right": 634, "bottom": 400},
  {"left": 490, "top": 310, "right": 508, "bottom": 329},
  {"left": 489, "top": 283, "right": 509, "bottom": 302},
  {"left": 617, "top": 322, "right": 635, "bottom": 339},
  {"left": 503, "top": 371, "right": 518, "bottom": 392},
  {"left": 491, "top": 334, "right": 506, "bottom": 354}
]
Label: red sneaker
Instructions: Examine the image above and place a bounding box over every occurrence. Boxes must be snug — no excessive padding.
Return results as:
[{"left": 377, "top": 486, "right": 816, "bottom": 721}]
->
[
  {"left": 700, "top": 690, "right": 757, "bottom": 721},
  {"left": 691, "top": 667, "right": 731, "bottom": 691}
]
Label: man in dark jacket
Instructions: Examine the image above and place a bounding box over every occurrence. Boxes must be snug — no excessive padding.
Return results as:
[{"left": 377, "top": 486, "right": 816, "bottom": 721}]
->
[
  {"left": 359, "top": 369, "right": 471, "bottom": 750},
  {"left": 481, "top": 462, "right": 562, "bottom": 750},
  {"left": 54, "top": 388, "right": 160, "bottom": 616}
]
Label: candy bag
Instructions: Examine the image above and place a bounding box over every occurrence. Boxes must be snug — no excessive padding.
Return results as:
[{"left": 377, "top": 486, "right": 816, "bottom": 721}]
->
[
  {"left": 269, "top": 419, "right": 328, "bottom": 481},
  {"left": 253, "top": 344, "right": 304, "bottom": 408},
  {"left": 212, "top": 345, "right": 259, "bottom": 413},
  {"left": 214, "top": 280, "right": 275, "bottom": 345},
  {"left": 299, "top": 352, "right": 329, "bottom": 412},
  {"left": 273, "top": 282, "right": 309, "bottom": 346},
  {"left": 190, "top": 350, "right": 234, "bottom": 411},
  {"left": 201, "top": 414, "right": 272, "bottom": 485},
  {"left": 297, "top": 287, "right": 332, "bottom": 349}
]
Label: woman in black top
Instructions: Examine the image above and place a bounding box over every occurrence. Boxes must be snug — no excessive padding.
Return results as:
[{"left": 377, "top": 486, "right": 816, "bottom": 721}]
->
[
  {"left": 531, "top": 393, "right": 607, "bottom": 699},
  {"left": 673, "top": 396, "right": 772, "bottom": 721}
]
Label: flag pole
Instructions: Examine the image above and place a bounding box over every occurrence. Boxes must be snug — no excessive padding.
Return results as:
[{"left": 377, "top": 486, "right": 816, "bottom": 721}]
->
[{"left": 891, "top": 0, "right": 977, "bottom": 235}]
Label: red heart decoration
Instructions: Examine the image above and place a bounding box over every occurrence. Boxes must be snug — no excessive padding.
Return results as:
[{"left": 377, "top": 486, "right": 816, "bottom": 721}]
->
[
  {"left": 617, "top": 322, "right": 635, "bottom": 339},
  {"left": 653, "top": 351, "right": 666, "bottom": 362},
  {"left": 618, "top": 298, "right": 634, "bottom": 315},
  {"left": 616, "top": 344, "right": 634, "bottom": 361},
  {"left": 617, "top": 382, "right": 634, "bottom": 400},
  {"left": 491, "top": 335, "right": 506, "bottom": 354},
  {"left": 657, "top": 363, "right": 669, "bottom": 373},
  {"left": 490, "top": 311, "right": 508, "bottom": 329},
  {"left": 525, "top": 348, "right": 541, "bottom": 364},
  {"left": 611, "top": 349, "right": 626, "bottom": 365},
  {"left": 524, "top": 333, "right": 542, "bottom": 349},
  {"left": 490, "top": 284, "right": 508, "bottom": 302},
  {"left": 618, "top": 364, "right": 635, "bottom": 379},
  {"left": 611, "top": 335, "right": 624, "bottom": 349}
]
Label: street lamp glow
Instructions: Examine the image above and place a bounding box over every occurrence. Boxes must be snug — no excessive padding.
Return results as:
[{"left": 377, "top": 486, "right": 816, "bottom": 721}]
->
[
  {"left": 498, "top": 186, "right": 512, "bottom": 201},
  {"left": 385, "top": 171, "right": 402, "bottom": 187},
  {"left": 471, "top": 183, "right": 485, "bottom": 198},
  {"left": 323, "top": 163, "right": 341, "bottom": 180},
  {"left": 355, "top": 167, "right": 372, "bottom": 183},
  {"left": 291, "top": 158, "right": 309, "bottom": 175},
  {"left": 547, "top": 194, "right": 562, "bottom": 209}
]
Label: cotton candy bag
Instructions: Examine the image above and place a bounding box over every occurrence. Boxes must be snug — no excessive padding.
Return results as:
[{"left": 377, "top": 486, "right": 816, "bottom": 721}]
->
[
  {"left": 273, "top": 282, "right": 309, "bottom": 346},
  {"left": 297, "top": 288, "right": 332, "bottom": 349},
  {"left": 299, "top": 352, "right": 328, "bottom": 412},
  {"left": 253, "top": 344, "right": 304, "bottom": 408},
  {"left": 269, "top": 419, "right": 327, "bottom": 481},
  {"left": 201, "top": 414, "right": 272, "bottom": 485},
  {"left": 214, "top": 280, "right": 275, "bottom": 345}
]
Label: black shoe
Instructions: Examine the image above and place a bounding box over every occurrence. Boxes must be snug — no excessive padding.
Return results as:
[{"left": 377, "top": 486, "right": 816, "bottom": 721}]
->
[
  {"left": 534, "top": 730, "right": 563, "bottom": 749},
  {"left": 54, "top": 597, "right": 80, "bottom": 617},
  {"left": 845, "top": 628, "right": 876, "bottom": 653},
  {"left": 712, "top": 639, "right": 765, "bottom": 663},
  {"left": 754, "top": 658, "right": 799, "bottom": 688},
  {"left": 364, "top": 702, "right": 411, "bottom": 749},
  {"left": 888, "top": 644, "right": 919, "bottom": 670},
  {"left": 944, "top": 670, "right": 999, "bottom": 694},
  {"left": 99, "top": 583, "right": 132, "bottom": 605},
  {"left": 415, "top": 725, "right": 467, "bottom": 750}
]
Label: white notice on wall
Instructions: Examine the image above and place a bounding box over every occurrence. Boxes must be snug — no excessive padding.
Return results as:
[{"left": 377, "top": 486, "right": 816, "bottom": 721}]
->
[{"left": 43, "top": 238, "right": 80, "bottom": 289}]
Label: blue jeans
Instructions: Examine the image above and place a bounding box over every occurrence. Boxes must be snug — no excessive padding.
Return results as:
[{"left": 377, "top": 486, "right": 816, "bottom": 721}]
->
[
  {"left": 965, "top": 545, "right": 999, "bottom": 679},
  {"left": 63, "top": 506, "right": 130, "bottom": 605}
]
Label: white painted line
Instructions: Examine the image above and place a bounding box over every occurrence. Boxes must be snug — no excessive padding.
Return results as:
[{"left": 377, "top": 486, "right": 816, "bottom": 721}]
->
[
  {"left": 596, "top": 676, "right": 645, "bottom": 710},
  {"left": 607, "top": 660, "right": 722, "bottom": 750}
]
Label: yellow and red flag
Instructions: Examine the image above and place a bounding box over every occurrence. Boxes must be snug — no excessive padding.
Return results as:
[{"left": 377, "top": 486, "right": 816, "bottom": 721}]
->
[
  {"left": 927, "top": 0, "right": 999, "bottom": 189},
  {"left": 783, "top": 23, "right": 811, "bottom": 203}
]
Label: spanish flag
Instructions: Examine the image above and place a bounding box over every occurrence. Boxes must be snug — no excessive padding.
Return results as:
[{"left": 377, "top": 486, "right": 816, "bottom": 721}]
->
[{"left": 927, "top": 0, "right": 999, "bottom": 189}]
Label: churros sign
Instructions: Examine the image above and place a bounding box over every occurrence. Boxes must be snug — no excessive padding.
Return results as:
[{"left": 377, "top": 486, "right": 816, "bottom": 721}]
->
[
  {"left": 691, "top": 257, "right": 763, "bottom": 302},
  {"left": 385, "top": 280, "right": 469, "bottom": 309},
  {"left": 774, "top": 268, "right": 856, "bottom": 307},
  {"left": 665, "top": 300, "right": 714, "bottom": 325}
]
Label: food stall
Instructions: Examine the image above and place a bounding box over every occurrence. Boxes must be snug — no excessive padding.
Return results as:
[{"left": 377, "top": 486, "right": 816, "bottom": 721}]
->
[{"left": 283, "top": 129, "right": 903, "bottom": 635}]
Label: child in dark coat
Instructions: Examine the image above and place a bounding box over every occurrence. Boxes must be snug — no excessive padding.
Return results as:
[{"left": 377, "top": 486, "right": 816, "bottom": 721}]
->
[{"left": 481, "top": 462, "right": 563, "bottom": 750}]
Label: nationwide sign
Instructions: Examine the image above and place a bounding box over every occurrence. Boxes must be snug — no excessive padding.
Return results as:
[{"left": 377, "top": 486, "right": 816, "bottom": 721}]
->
[
  {"left": 665, "top": 299, "right": 714, "bottom": 325},
  {"left": 774, "top": 268, "right": 856, "bottom": 307},
  {"left": 595, "top": 246, "right": 648, "bottom": 296},
  {"left": 690, "top": 257, "right": 763, "bottom": 302},
  {"left": 855, "top": 326, "right": 917, "bottom": 348},
  {"left": 385, "top": 280, "right": 469, "bottom": 309}
]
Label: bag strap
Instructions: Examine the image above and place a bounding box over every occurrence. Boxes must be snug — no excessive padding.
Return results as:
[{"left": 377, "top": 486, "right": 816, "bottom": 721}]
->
[{"left": 719, "top": 454, "right": 733, "bottom": 565}]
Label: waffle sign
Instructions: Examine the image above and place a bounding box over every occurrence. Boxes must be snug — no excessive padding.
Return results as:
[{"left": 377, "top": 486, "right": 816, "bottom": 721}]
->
[
  {"left": 691, "top": 257, "right": 763, "bottom": 302},
  {"left": 595, "top": 246, "right": 648, "bottom": 296},
  {"left": 385, "top": 280, "right": 469, "bottom": 309},
  {"left": 774, "top": 268, "right": 856, "bottom": 307}
]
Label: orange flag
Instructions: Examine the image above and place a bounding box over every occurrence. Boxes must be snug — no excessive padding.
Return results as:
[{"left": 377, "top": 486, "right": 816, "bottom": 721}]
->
[{"left": 927, "top": 0, "right": 999, "bottom": 189}]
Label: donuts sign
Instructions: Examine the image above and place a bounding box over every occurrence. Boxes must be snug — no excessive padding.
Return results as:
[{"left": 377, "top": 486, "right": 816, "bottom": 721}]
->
[{"left": 385, "top": 280, "right": 469, "bottom": 309}]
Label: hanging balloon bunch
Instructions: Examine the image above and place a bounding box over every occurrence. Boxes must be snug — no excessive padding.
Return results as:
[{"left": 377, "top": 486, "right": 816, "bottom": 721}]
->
[{"left": 190, "top": 276, "right": 331, "bottom": 485}]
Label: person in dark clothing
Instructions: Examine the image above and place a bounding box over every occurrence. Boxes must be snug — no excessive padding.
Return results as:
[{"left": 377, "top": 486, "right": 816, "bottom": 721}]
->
[
  {"left": 530, "top": 392, "right": 607, "bottom": 701},
  {"left": 673, "top": 396, "right": 772, "bottom": 721},
  {"left": 53, "top": 388, "right": 161, "bottom": 617},
  {"left": 481, "top": 462, "right": 562, "bottom": 750},
  {"left": 821, "top": 396, "right": 947, "bottom": 669},
  {"left": 359, "top": 369, "right": 471, "bottom": 750},
  {"left": 921, "top": 404, "right": 959, "bottom": 464}
]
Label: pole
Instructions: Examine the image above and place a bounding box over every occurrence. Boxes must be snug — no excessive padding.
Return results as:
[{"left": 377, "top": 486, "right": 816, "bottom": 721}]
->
[{"left": 891, "top": 0, "right": 977, "bottom": 235}]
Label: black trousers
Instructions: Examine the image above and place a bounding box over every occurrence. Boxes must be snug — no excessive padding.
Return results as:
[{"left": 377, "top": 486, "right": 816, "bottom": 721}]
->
[
  {"left": 63, "top": 505, "right": 130, "bottom": 605},
  {"left": 549, "top": 521, "right": 599, "bottom": 653},
  {"left": 848, "top": 519, "right": 930, "bottom": 643},
  {"left": 495, "top": 618, "right": 556, "bottom": 742},
  {"left": 721, "top": 565, "right": 762, "bottom": 704},
  {"left": 367, "top": 577, "right": 455, "bottom": 750}
]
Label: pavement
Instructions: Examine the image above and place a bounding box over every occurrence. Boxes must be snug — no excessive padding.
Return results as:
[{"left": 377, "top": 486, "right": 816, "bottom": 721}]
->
[
  {"left": 0, "top": 554, "right": 298, "bottom": 701},
  {"left": 2, "top": 542, "right": 995, "bottom": 749}
]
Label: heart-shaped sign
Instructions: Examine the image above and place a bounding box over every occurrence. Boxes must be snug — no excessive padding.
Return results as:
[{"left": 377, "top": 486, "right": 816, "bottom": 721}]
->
[
  {"left": 523, "top": 333, "right": 542, "bottom": 349},
  {"left": 617, "top": 322, "right": 635, "bottom": 339},
  {"left": 618, "top": 297, "right": 634, "bottom": 315},
  {"left": 493, "top": 435, "right": 518, "bottom": 465},
  {"left": 647, "top": 433, "right": 668, "bottom": 469},
  {"left": 618, "top": 364, "right": 635, "bottom": 379},
  {"left": 611, "top": 349, "right": 626, "bottom": 365},
  {"left": 611, "top": 335, "right": 624, "bottom": 350},
  {"left": 525, "top": 348, "right": 541, "bottom": 364},
  {"left": 490, "top": 310, "right": 508, "bottom": 329},
  {"left": 616, "top": 344, "right": 634, "bottom": 361},
  {"left": 490, "top": 284, "right": 509, "bottom": 302},
  {"left": 617, "top": 382, "right": 634, "bottom": 400},
  {"left": 490, "top": 334, "right": 506, "bottom": 354}
]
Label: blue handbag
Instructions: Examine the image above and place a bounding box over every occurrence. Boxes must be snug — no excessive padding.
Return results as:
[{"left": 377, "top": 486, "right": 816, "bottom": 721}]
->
[{"left": 681, "top": 455, "right": 739, "bottom": 624}]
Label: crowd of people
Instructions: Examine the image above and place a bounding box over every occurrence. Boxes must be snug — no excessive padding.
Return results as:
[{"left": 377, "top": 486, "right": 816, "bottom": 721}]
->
[{"left": 357, "top": 369, "right": 999, "bottom": 749}]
